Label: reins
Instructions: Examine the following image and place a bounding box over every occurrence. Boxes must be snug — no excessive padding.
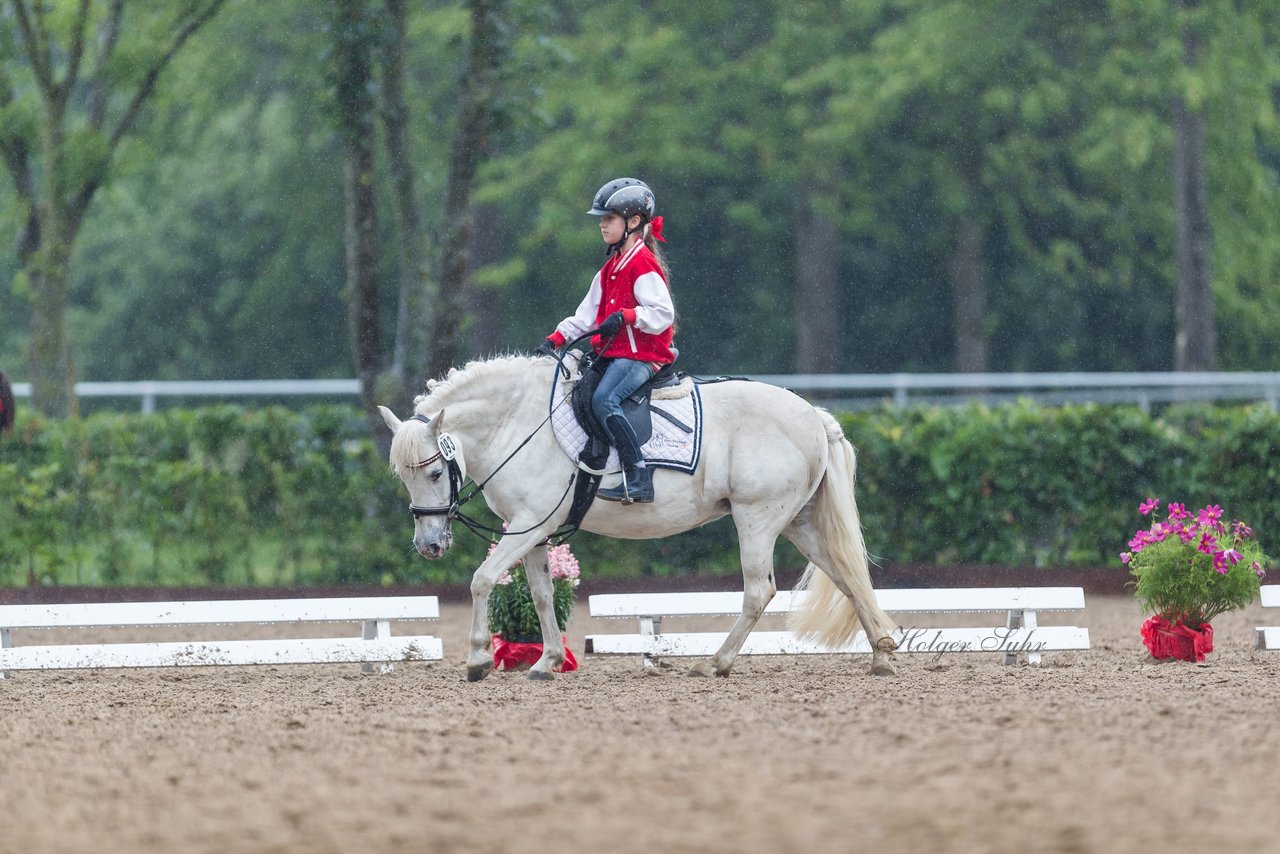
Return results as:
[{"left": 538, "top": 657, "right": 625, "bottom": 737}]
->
[
  {"left": 447, "top": 407, "right": 569, "bottom": 543},
  {"left": 546, "top": 325, "right": 618, "bottom": 420}
]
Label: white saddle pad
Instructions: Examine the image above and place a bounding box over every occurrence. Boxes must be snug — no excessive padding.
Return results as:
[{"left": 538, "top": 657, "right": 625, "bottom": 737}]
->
[{"left": 550, "top": 378, "right": 702, "bottom": 474}]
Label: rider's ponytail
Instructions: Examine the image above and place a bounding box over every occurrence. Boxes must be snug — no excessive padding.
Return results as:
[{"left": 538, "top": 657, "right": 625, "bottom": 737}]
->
[
  {"left": 641, "top": 221, "right": 671, "bottom": 284},
  {"left": 641, "top": 221, "right": 679, "bottom": 334}
]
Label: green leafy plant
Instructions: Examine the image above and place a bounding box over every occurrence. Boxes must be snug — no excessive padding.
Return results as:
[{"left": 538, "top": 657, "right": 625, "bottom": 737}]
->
[
  {"left": 1122, "top": 499, "right": 1268, "bottom": 628},
  {"left": 487, "top": 544, "right": 580, "bottom": 642}
]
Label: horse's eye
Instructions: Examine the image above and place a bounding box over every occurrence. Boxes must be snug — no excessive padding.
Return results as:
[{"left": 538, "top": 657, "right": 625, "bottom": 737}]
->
[{"left": 430, "top": 469, "right": 443, "bottom": 482}]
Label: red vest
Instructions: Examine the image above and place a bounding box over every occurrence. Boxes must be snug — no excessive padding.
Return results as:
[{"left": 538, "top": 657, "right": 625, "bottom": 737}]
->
[{"left": 593, "top": 244, "right": 675, "bottom": 364}]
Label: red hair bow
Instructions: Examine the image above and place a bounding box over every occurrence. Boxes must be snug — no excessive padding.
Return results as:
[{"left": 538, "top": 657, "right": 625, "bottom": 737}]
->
[{"left": 650, "top": 216, "right": 666, "bottom": 243}]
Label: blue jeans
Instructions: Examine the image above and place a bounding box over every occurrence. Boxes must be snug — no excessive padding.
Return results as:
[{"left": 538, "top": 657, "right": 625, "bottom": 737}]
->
[{"left": 591, "top": 358, "right": 655, "bottom": 466}]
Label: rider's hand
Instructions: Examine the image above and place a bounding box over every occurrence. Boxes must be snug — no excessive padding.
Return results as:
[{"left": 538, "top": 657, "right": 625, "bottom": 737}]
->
[
  {"left": 598, "top": 311, "right": 625, "bottom": 338},
  {"left": 534, "top": 339, "right": 559, "bottom": 359}
]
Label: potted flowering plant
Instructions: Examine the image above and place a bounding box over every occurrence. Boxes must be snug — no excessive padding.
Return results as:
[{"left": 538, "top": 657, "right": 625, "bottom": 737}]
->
[
  {"left": 1121, "top": 499, "right": 1268, "bottom": 662},
  {"left": 487, "top": 542, "right": 580, "bottom": 672}
]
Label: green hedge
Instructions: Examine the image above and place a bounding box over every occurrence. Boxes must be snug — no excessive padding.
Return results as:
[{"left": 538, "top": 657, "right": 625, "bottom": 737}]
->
[
  {"left": 0, "top": 406, "right": 410, "bottom": 587},
  {"left": 844, "top": 402, "right": 1280, "bottom": 567},
  {"left": 1, "top": 402, "right": 1277, "bottom": 587}
]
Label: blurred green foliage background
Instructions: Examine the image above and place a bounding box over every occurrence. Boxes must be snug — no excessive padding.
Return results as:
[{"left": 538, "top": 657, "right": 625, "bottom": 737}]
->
[{"left": 3, "top": 402, "right": 1276, "bottom": 586}]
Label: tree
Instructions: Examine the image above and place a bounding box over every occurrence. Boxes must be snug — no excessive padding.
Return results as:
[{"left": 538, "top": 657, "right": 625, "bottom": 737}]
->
[
  {"left": 1, "top": 0, "right": 226, "bottom": 416},
  {"left": 324, "top": 0, "right": 383, "bottom": 434},
  {"left": 483, "top": 0, "right": 800, "bottom": 373},
  {"left": 1083, "top": 0, "right": 1280, "bottom": 371},
  {"left": 61, "top": 2, "right": 350, "bottom": 385},
  {"left": 797, "top": 1, "right": 1063, "bottom": 373},
  {"left": 378, "top": 0, "right": 433, "bottom": 399},
  {"left": 426, "top": 0, "right": 509, "bottom": 379},
  {"left": 6, "top": 0, "right": 1278, "bottom": 389},
  {"left": 788, "top": 0, "right": 1217, "bottom": 373},
  {"left": 322, "top": 0, "right": 511, "bottom": 434},
  {"left": 1171, "top": 0, "right": 1215, "bottom": 371},
  {"left": 793, "top": 184, "right": 842, "bottom": 373},
  {"left": 1196, "top": 0, "right": 1280, "bottom": 369}
]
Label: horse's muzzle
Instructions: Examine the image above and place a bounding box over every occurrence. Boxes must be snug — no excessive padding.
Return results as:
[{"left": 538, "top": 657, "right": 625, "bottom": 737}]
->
[{"left": 414, "top": 529, "right": 452, "bottom": 559}]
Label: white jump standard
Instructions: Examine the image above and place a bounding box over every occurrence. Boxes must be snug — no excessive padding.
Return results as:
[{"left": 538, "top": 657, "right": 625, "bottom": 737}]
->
[
  {"left": 0, "top": 596, "right": 443, "bottom": 677},
  {"left": 1255, "top": 585, "right": 1280, "bottom": 651},
  {"left": 586, "top": 586, "right": 1090, "bottom": 668}
]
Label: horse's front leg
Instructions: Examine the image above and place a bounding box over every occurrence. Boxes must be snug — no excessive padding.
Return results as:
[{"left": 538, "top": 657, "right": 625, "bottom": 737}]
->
[
  {"left": 520, "top": 547, "right": 567, "bottom": 680},
  {"left": 691, "top": 523, "right": 778, "bottom": 678},
  {"left": 466, "top": 532, "right": 547, "bottom": 682}
]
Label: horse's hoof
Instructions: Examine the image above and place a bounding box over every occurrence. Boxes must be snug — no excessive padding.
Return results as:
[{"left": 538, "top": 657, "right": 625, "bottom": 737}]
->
[
  {"left": 466, "top": 662, "right": 492, "bottom": 682},
  {"left": 526, "top": 669, "right": 554, "bottom": 681},
  {"left": 686, "top": 661, "right": 716, "bottom": 678},
  {"left": 871, "top": 637, "right": 899, "bottom": 675}
]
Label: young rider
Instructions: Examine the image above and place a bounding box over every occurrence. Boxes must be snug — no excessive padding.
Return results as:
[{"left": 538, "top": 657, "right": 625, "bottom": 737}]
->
[{"left": 535, "top": 178, "right": 675, "bottom": 504}]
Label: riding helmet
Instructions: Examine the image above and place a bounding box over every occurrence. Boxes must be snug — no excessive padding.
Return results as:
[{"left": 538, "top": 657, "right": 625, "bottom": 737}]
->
[{"left": 587, "top": 178, "right": 656, "bottom": 221}]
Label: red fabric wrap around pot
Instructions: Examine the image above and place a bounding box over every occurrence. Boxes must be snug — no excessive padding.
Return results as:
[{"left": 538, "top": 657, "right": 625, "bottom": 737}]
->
[
  {"left": 491, "top": 635, "right": 578, "bottom": 672},
  {"left": 1140, "top": 615, "right": 1214, "bottom": 662}
]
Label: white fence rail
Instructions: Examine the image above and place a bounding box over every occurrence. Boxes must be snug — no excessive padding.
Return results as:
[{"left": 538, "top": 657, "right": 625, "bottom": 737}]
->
[
  {"left": 746, "top": 371, "right": 1280, "bottom": 411},
  {"left": 0, "top": 596, "right": 443, "bottom": 676},
  {"left": 585, "top": 587, "right": 1090, "bottom": 667},
  {"left": 11, "top": 379, "right": 359, "bottom": 414},
  {"left": 12, "top": 372, "right": 1280, "bottom": 412}
]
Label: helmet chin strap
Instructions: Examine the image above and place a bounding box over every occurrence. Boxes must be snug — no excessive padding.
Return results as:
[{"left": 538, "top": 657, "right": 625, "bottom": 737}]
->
[{"left": 605, "top": 219, "right": 644, "bottom": 255}]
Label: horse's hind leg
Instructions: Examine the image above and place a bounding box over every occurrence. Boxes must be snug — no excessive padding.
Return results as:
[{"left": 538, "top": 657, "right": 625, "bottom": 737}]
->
[
  {"left": 784, "top": 509, "right": 898, "bottom": 676},
  {"left": 691, "top": 512, "right": 780, "bottom": 678},
  {"left": 521, "top": 547, "right": 567, "bottom": 680}
]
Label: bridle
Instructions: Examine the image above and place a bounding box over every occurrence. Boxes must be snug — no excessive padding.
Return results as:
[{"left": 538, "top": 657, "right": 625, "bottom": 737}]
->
[
  {"left": 406, "top": 414, "right": 465, "bottom": 520},
  {"left": 402, "top": 409, "right": 576, "bottom": 544},
  {"left": 404, "top": 324, "right": 619, "bottom": 545}
]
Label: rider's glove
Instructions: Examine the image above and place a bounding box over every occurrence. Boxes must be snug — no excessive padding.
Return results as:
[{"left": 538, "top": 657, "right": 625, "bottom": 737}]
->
[
  {"left": 598, "top": 311, "right": 625, "bottom": 338},
  {"left": 534, "top": 339, "right": 559, "bottom": 359}
]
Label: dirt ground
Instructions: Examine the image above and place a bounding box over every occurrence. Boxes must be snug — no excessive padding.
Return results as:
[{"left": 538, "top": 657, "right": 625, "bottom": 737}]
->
[{"left": 2, "top": 594, "right": 1278, "bottom": 854}]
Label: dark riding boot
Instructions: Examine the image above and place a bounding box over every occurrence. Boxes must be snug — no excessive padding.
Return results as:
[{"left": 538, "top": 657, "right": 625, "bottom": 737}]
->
[
  {"left": 599, "top": 464, "right": 654, "bottom": 504},
  {"left": 598, "top": 413, "right": 654, "bottom": 505}
]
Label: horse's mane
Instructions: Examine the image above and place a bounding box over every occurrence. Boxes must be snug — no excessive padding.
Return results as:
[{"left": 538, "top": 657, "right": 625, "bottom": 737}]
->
[
  {"left": 412, "top": 354, "right": 549, "bottom": 415},
  {"left": 390, "top": 354, "right": 551, "bottom": 475}
]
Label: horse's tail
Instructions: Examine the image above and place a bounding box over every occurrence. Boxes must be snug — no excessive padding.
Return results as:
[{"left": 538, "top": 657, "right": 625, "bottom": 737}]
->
[{"left": 788, "top": 410, "right": 896, "bottom": 650}]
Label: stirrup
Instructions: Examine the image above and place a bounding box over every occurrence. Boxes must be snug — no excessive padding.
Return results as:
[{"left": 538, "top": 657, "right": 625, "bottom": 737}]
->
[
  {"left": 599, "top": 466, "right": 653, "bottom": 504},
  {"left": 597, "top": 478, "right": 634, "bottom": 504}
]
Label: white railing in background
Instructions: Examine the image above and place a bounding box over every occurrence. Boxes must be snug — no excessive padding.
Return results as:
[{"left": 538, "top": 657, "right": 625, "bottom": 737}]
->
[
  {"left": 11, "top": 372, "right": 1280, "bottom": 413},
  {"left": 10, "top": 379, "right": 359, "bottom": 414},
  {"left": 746, "top": 371, "right": 1280, "bottom": 411}
]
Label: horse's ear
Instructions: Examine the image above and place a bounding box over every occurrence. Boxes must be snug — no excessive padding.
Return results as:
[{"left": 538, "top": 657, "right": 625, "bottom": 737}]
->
[{"left": 377, "top": 406, "right": 401, "bottom": 433}]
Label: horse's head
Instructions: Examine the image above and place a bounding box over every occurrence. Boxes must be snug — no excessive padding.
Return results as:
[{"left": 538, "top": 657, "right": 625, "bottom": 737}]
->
[{"left": 379, "top": 406, "right": 465, "bottom": 559}]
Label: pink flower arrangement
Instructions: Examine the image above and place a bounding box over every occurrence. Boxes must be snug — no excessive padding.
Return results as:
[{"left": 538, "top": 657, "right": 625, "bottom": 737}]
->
[
  {"left": 493, "top": 543, "right": 580, "bottom": 586},
  {"left": 487, "top": 538, "right": 581, "bottom": 644},
  {"left": 1121, "top": 498, "right": 1268, "bottom": 634},
  {"left": 1121, "top": 498, "right": 1262, "bottom": 578}
]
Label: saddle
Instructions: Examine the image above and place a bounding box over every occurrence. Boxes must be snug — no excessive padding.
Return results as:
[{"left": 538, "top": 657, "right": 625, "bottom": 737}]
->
[
  {"left": 548, "top": 352, "right": 700, "bottom": 536},
  {"left": 569, "top": 352, "right": 689, "bottom": 474}
]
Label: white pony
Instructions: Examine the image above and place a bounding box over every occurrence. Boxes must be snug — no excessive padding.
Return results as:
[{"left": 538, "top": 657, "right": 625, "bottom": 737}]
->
[{"left": 379, "top": 354, "right": 898, "bottom": 681}]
